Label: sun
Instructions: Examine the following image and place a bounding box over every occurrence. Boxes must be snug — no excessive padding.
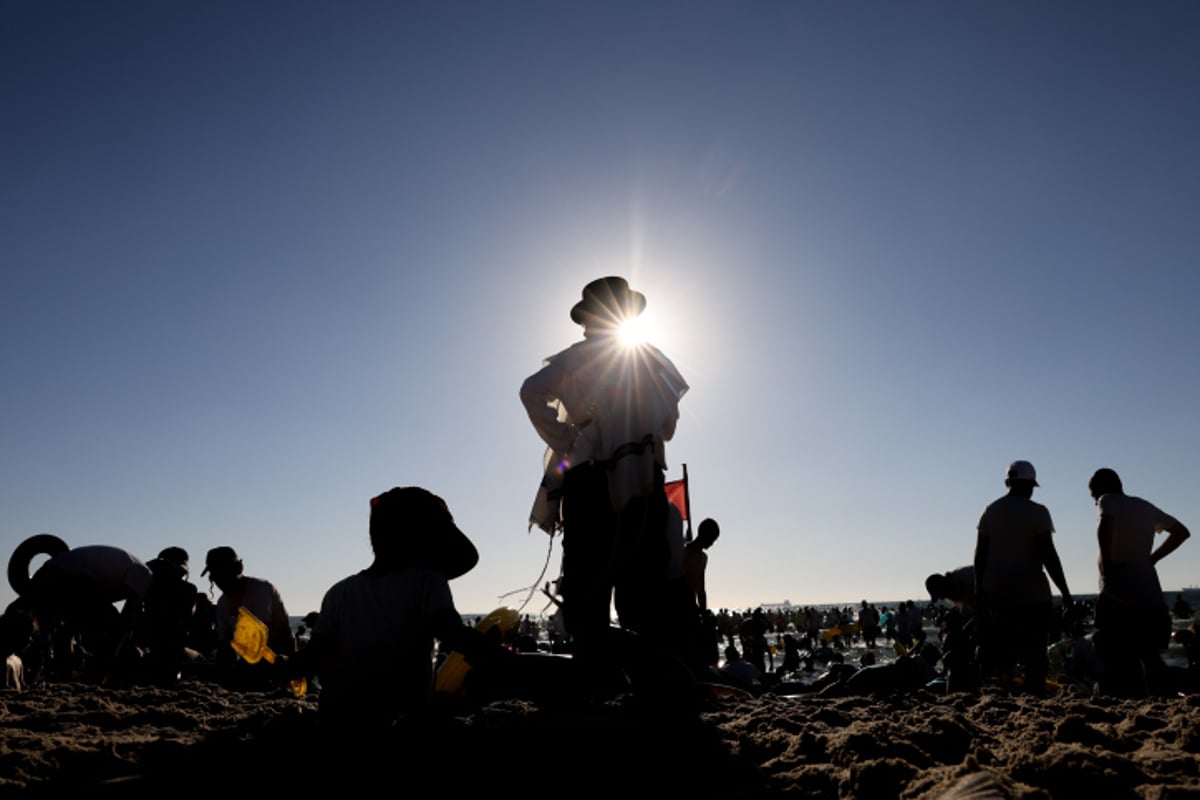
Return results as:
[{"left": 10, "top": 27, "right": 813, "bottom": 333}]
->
[{"left": 618, "top": 314, "right": 652, "bottom": 347}]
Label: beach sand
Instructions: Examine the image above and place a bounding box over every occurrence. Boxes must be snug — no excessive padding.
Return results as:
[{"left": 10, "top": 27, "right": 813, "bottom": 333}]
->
[{"left": 2, "top": 681, "right": 1199, "bottom": 798}]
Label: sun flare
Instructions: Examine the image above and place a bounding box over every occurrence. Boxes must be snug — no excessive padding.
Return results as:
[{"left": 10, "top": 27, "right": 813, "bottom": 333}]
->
[{"left": 618, "top": 315, "right": 651, "bottom": 347}]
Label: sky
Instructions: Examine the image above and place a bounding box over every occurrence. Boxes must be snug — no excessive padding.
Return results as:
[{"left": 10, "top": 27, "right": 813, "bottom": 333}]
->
[{"left": 3, "top": 1, "right": 1199, "bottom": 618}]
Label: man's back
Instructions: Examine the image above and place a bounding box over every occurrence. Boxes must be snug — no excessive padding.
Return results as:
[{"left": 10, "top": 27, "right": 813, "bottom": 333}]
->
[
  {"left": 977, "top": 494, "right": 1053, "bottom": 604},
  {"left": 312, "top": 567, "right": 456, "bottom": 728},
  {"left": 215, "top": 576, "right": 295, "bottom": 656}
]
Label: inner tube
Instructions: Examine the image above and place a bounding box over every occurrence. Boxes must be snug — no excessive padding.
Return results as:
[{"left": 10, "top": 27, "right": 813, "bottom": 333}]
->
[{"left": 7, "top": 533, "right": 69, "bottom": 596}]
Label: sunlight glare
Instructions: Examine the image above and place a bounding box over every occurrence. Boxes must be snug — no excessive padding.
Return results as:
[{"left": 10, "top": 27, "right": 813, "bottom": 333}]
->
[{"left": 618, "top": 314, "right": 651, "bottom": 347}]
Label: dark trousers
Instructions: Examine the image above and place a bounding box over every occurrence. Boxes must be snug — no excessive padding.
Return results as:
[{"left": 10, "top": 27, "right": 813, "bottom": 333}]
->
[
  {"left": 560, "top": 462, "right": 668, "bottom": 671},
  {"left": 1094, "top": 595, "right": 1171, "bottom": 697},
  {"left": 978, "top": 599, "right": 1051, "bottom": 693}
]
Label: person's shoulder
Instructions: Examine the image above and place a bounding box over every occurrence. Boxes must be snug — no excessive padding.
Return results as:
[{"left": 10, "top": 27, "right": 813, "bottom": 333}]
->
[{"left": 979, "top": 495, "right": 1008, "bottom": 514}]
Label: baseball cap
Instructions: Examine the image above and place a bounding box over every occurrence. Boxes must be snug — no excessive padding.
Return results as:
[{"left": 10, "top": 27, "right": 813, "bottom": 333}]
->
[
  {"left": 156, "top": 546, "right": 190, "bottom": 574},
  {"left": 202, "top": 546, "right": 240, "bottom": 576},
  {"left": 1006, "top": 460, "right": 1039, "bottom": 486}
]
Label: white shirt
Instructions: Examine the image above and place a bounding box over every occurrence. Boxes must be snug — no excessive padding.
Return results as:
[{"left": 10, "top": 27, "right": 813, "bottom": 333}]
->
[
  {"left": 521, "top": 332, "right": 688, "bottom": 530},
  {"left": 1097, "top": 493, "right": 1179, "bottom": 607}
]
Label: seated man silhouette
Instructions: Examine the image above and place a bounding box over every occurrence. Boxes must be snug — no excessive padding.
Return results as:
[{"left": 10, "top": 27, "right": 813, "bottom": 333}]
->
[
  {"left": 203, "top": 546, "right": 295, "bottom": 687},
  {"left": 285, "top": 487, "right": 500, "bottom": 735}
]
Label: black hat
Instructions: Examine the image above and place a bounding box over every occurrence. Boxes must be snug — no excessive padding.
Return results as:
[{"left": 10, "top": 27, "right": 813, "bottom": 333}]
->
[
  {"left": 570, "top": 276, "right": 647, "bottom": 326},
  {"left": 202, "top": 546, "right": 240, "bottom": 577},
  {"left": 157, "top": 546, "right": 190, "bottom": 574},
  {"left": 369, "top": 487, "right": 479, "bottom": 579}
]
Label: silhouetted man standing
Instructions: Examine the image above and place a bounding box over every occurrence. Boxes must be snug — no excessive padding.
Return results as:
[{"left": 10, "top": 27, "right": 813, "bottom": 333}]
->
[
  {"left": 1089, "top": 467, "right": 1191, "bottom": 697},
  {"left": 974, "top": 460, "right": 1072, "bottom": 694},
  {"left": 521, "top": 276, "right": 688, "bottom": 676}
]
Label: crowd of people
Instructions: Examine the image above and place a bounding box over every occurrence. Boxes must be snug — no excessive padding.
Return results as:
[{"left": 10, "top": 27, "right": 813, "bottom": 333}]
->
[
  {"left": 2, "top": 279, "right": 1196, "bottom": 738},
  {"left": 0, "top": 539, "right": 298, "bottom": 690}
]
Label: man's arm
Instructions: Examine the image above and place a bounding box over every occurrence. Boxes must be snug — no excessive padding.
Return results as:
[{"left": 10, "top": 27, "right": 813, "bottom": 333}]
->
[
  {"left": 973, "top": 528, "right": 989, "bottom": 609},
  {"left": 1097, "top": 511, "right": 1116, "bottom": 575},
  {"left": 1152, "top": 521, "right": 1191, "bottom": 566},
  {"left": 1037, "top": 532, "right": 1072, "bottom": 605},
  {"left": 519, "top": 362, "right": 575, "bottom": 454}
]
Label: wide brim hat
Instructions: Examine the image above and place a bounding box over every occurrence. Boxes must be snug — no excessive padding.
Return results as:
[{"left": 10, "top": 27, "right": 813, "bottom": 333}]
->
[
  {"left": 369, "top": 487, "right": 479, "bottom": 580},
  {"left": 570, "top": 276, "right": 647, "bottom": 325}
]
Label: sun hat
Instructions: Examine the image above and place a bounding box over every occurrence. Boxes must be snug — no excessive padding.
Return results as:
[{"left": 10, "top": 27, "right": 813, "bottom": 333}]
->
[
  {"left": 1005, "top": 460, "right": 1039, "bottom": 486},
  {"left": 569, "top": 276, "right": 647, "bottom": 325},
  {"left": 369, "top": 487, "right": 479, "bottom": 579}
]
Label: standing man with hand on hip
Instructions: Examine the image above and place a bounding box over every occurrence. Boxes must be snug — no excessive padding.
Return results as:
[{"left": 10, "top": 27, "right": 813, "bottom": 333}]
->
[
  {"left": 521, "top": 276, "right": 688, "bottom": 680},
  {"left": 1089, "top": 467, "right": 1191, "bottom": 697}
]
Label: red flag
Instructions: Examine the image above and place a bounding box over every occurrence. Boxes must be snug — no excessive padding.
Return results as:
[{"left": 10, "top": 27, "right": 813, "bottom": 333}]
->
[{"left": 664, "top": 479, "right": 688, "bottom": 521}]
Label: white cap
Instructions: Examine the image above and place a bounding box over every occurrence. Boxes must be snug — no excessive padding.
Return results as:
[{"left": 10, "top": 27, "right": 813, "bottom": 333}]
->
[{"left": 1006, "top": 460, "right": 1039, "bottom": 486}]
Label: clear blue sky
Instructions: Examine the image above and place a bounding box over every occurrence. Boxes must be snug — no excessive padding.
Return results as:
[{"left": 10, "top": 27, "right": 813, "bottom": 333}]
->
[{"left": 3, "top": 1, "right": 1198, "bottom": 617}]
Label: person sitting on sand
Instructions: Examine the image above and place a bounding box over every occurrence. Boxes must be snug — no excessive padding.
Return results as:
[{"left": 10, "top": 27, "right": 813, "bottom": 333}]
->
[
  {"left": 719, "top": 644, "right": 762, "bottom": 692},
  {"left": 142, "top": 547, "right": 204, "bottom": 684},
  {"left": 203, "top": 546, "right": 295, "bottom": 686},
  {"left": 282, "top": 487, "right": 502, "bottom": 734}
]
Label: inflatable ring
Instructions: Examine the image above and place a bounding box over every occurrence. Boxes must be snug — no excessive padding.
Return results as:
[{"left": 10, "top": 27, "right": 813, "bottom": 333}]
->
[{"left": 7, "top": 533, "right": 69, "bottom": 596}]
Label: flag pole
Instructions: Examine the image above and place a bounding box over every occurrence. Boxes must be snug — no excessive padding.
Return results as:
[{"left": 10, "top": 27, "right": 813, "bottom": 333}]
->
[{"left": 682, "top": 462, "right": 693, "bottom": 542}]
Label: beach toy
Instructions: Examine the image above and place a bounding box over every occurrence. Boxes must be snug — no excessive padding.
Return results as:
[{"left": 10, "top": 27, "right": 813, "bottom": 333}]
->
[
  {"left": 435, "top": 607, "right": 520, "bottom": 696},
  {"left": 230, "top": 606, "right": 307, "bottom": 697},
  {"left": 7, "top": 533, "right": 69, "bottom": 595}
]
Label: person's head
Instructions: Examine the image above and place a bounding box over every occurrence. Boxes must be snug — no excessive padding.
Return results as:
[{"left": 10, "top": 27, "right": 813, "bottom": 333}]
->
[
  {"left": 368, "top": 486, "right": 479, "bottom": 579},
  {"left": 202, "top": 546, "right": 243, "bottom": 593},
  {"left": 157, "top": 547, "right": 189, "bottom": 574},
  {"left": 1004, "top": 460, "right": 1039, "bottom": 496},
  {"left": 148, "top": 546, "right": 190, "bottom": 581},
  {"left": 925, "top": 573, "right": 951, "bottom": 602},
  {"left": 724, "top": 645, "right": 741, "bottom": 663},
  {"left": 1088, "top": 468, "right": 1123, "bottom": 501},
  {"left": 697, "top": 517, "right": 720, "bottom": 548},
  {"left": 570, "top": 276, "right": 646, "bottom": 334}
]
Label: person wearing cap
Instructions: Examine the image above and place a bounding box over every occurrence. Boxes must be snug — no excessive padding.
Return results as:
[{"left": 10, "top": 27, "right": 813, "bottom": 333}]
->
[
  {"left": 203, "top": 546, "right": 295, "bottom": 682},
  {"left": 283, "top": 487, "right": 497, "bottom": 734},
  {"left": 973, "top": 460, "right": 1073, "bottom": 694},
  {"left": 520, "top": 276, "right": 688, "bottom": 676},
  {"left": 1088, "top": 467, "right": 1191, "bottom": 697}
]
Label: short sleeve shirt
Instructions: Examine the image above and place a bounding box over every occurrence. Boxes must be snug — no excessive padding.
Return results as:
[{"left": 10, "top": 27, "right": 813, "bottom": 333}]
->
[
  {"left": 312, "top": 567, "right": 458, "bottom": 726},
  {"left": 977, "top": 495, "right": 1054, "bottom": 605},
  {"left": 1097, "top": 493, "right": 1179, "bottom": 608}
]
